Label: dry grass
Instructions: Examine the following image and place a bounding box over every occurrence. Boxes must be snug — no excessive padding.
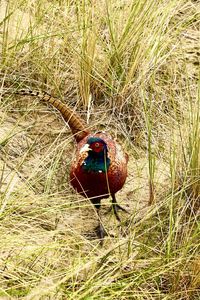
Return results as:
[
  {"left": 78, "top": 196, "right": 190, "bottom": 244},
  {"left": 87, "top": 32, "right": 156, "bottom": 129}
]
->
[{"left": 0, "top": 0, "right": 199, "bottom": 299}]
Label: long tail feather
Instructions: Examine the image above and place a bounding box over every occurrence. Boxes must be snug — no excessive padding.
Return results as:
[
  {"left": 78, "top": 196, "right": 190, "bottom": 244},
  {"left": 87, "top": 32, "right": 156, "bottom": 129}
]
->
[{"left": 3, "top": 89, "right": 90, "bottom": 143}]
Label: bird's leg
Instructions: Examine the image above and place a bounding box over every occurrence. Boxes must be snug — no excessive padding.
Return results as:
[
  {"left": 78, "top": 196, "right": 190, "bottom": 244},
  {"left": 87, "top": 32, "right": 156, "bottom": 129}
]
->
[
  {"left": 110, "top": 194, "right": 130, "bottom": 222},
  {"left": 95, "top": 207, "right": 108, "bottom": 241},
  {"left": 92, "top": 200, "right": 108, "bottom": 243}
]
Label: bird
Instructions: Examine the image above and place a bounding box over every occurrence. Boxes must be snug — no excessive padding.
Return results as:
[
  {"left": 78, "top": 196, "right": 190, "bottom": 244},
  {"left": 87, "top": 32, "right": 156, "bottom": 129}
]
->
[{"left": 3, "top": 89, "right": 129, "bottom": 241}]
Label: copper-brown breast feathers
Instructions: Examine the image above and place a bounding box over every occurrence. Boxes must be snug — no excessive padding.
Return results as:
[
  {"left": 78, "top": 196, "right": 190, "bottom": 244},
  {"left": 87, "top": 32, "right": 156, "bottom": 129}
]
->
[{"left": 70, "top": 132, "right": 128, "bottom": 198}]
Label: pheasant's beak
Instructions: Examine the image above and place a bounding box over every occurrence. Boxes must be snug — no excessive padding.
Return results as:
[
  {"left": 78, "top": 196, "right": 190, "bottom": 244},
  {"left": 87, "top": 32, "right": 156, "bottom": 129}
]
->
[{"left": 80, "top": 143, "right": 92, "bottom": 154}]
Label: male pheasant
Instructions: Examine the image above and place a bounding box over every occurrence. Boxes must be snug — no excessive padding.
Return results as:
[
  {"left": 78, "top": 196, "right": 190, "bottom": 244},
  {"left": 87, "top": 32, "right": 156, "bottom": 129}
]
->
[{"left": 4, "top": 89, "right": 129, "bottom": 240}]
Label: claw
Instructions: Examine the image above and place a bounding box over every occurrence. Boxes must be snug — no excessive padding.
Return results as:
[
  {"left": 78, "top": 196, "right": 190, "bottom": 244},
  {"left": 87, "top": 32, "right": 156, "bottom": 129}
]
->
[
  {"left": 106, "top": 203, "right": 129, "bottom": 214},
  {"left": 107, "top": 194, "right": 130, "bottom": 222},
  {"left": 95, "top": 223, "right": 115, "bottom": 245},
  {"left": 113, "top": 204, "right": 130, "bottom": 222},
  {"left": 95, "top": 223, "right": 108, "bottom": 243}
]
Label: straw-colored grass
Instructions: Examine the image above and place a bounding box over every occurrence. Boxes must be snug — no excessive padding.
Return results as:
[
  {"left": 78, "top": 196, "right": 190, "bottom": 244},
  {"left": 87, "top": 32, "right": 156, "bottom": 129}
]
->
[{"left": 0, "top": 0, "right": 199, "bottom": 299}]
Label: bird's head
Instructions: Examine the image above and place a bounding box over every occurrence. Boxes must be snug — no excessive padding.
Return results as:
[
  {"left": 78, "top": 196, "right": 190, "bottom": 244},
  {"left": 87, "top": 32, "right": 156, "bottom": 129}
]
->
[
  {"left": 80, "top": 137, "right": 110, "bottom": 172},
  {"left": 80, "top": 137, "right": 108, "bottom": 155}
]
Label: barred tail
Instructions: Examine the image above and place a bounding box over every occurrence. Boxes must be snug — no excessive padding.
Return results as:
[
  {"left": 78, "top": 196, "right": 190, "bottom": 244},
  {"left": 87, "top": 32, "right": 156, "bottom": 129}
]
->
[{"left": 7, "top": 89, "right": 90, "bottom": 143}]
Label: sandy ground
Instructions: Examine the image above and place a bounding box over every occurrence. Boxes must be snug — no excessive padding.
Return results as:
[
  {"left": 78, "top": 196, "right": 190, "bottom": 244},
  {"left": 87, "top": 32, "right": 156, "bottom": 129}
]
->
[{"left": 0, "top": 97, "right": 171, "bottom": 247}]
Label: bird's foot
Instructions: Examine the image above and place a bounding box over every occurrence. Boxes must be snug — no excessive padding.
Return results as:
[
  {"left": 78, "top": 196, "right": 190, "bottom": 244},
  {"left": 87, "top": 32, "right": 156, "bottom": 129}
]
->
[
  {"left": 95, "top": 223, "right": 115, "bottom": 245},
  {"left": 106, "top": 203, "right": 130, "bottom": 222},
  {"left": 106, "top": 203, "right": 129, "bottom": 213},
  {"left": 95, "top": 223, "right": 108, "bottom": 245},
  {"left": 113, "top": 204, "right": 129, "bottom": 214}
]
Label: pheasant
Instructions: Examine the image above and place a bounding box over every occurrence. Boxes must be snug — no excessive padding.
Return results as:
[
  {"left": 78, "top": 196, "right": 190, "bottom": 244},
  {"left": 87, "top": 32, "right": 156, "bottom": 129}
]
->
[{"left": 3, "top": 89, "right": 129, "bottom": 240}]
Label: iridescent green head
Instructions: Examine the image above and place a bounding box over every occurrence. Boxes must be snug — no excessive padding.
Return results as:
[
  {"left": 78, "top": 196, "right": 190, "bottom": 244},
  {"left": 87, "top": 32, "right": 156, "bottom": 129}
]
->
[{"left": 81, "top": 137, "right": 110, "bottom": 172}]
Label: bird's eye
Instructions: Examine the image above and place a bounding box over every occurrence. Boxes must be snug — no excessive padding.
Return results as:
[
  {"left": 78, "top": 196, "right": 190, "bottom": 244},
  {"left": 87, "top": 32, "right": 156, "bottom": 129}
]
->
[{"left": 95, "top": 143, "right": 100, "bottom": 148}]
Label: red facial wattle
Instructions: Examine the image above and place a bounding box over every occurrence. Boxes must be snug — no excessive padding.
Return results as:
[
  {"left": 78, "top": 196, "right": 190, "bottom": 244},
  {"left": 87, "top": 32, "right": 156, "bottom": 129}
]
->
[{"left": 90, "top": 142, "right": 105, "bottom": 153}]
